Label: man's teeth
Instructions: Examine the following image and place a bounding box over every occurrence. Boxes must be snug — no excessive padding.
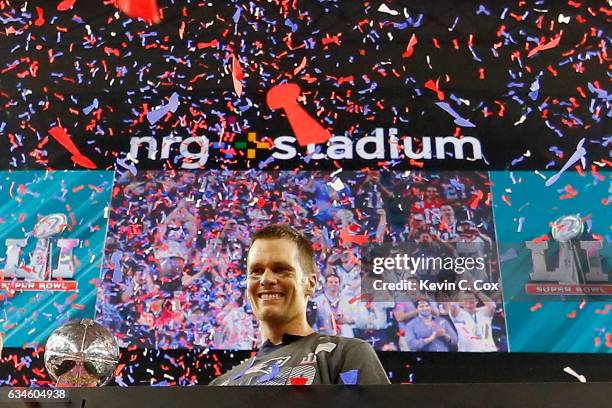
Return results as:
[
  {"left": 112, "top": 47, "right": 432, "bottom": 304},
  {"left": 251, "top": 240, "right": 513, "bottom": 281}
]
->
[{"left": 260, "top": 293, "right": 283, "bottom": 299}]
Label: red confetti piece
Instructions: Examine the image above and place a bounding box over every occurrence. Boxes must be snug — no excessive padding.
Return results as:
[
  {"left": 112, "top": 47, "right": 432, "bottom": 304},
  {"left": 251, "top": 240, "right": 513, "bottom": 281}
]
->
[
  {"left": 196, "top": 40, "right": 219, "bottom": 49},
  {"left": 532, "top": 234, "right": 550, "bottom": 243},
  {"left": 401, "top": 34, "right": 418, "bottom": 58},
  {"left": 57, "top": 0, "right": 76, "bottom": 12},
  {"left": 48, "top": 126, "right": 96, "bottom": 169},
  {"left": 349, "top": 293, "right": 373, "bottom": 304},
  {"left": 424, "top": 79, "right": 445, "bottom": 100},
  {"left": 529, "top": 303, "right": 542, "bottom": 312},
  {"left": 409, "top": 159, "right": 424, "bottom": 168},
  {"left": 559, "top": 184, "right": 578, "bottom": 200},
  {"left": 566, "top": 310, "right": 577, "bottom": 319},
  {"left": 117, "top": 0, "right": 161, "bottom": 24},
  {"left": 293, "top": 57, "right": 307, "bottom": 75},
  {"left": 231, "top": 54, "right": 244, "bottom": 97},
  {"left": 34, "top": 7, "right": 45, "bottom": 26},
  {"left": 339, "top": 228, "right": 368, "bottom": 246},
  {"left": 501, "top": 194, "right": 512, "bottom": 206},
  {"left": 32, "top": 368, "right": 46, "bottom": 378},
  {"left": 469, "top": 190, "right": 484, "bottom": 209},
  {"left": 528, "top": 32, "right": 563, "bottom": 58},
  {"left": 590, "top": 165, "right": 605, "bottom": 181},
  {"left": 267, "top": 83, "right": 331, "bottom": 146}
]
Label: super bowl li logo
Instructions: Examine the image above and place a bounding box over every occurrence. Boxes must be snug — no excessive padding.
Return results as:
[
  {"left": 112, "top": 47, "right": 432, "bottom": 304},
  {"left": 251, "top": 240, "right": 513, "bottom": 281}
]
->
[
  {"left": 0, "top": 214, "right": 80, "bottom": 291},
  {"left": 524, "top": 215, "right": 611, "bottom": 295}
]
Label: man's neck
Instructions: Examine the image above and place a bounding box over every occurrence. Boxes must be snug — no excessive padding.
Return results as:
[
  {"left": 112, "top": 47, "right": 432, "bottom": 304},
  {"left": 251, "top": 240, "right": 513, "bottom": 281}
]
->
[
  {"left": 260, "top": 320, "right": 314, "bottom": 345},
  {"left": 325, "top": 291, "right": 339, "bottom": 302},
  {"left": 420, "top": 314, "right": 433, "bottom": 323}
]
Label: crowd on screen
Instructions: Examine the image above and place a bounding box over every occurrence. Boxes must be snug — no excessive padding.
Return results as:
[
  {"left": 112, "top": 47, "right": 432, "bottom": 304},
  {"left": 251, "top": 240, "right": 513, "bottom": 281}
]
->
[{"left": 97, "top": 170, "right": 506, "bottom": 352}]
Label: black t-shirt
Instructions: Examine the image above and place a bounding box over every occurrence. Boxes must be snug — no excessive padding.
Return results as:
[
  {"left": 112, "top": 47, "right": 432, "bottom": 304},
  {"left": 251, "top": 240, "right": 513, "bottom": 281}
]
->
[{"left": 209, "top": 332, "right": 390, "bottom": 386}]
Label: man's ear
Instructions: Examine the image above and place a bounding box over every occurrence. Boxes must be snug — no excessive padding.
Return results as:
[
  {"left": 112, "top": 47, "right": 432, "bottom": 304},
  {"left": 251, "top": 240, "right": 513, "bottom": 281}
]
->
[{"left": 304, "top": 272, "right": 318, "bottom": 297}]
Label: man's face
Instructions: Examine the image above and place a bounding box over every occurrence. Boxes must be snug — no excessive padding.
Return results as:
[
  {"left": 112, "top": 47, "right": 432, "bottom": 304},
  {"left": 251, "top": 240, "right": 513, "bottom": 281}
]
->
[
  {"left": 425, "top": 187, "right": 439, "bottom": 199},
  {"left": 419, "top": 232, "right": 433, "bottom": 244},
  {"left": 416, "top": 301, "right": 432, "bottom": 315},
  {"left": 440, "top": 205, "right": 454, "bottom": 219},
  {"left": 325, "top": 276, "right": 340, "bottom": 296},
  {"left": 411, "top": 214, "right": 425, "bottom": 228},
  {"left": 462, "top": 293, "right": 477, "bottom": 312},
  {"left": 246, "top": 238, "right": 316, "bottom": 327},
  {"left": 158, "top": 257, "right": 185, "bottom": 278}
]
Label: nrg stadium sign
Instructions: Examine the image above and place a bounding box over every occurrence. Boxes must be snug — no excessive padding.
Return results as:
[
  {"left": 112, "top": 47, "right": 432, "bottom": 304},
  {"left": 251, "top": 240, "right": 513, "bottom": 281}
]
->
[{"left": 128, "top": 128, "right": 483, "bottom": 169}]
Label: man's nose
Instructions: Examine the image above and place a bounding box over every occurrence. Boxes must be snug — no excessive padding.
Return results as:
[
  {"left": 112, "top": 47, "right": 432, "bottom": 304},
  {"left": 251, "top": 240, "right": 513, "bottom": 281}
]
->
[{"left": 260, "top": 268, "right": 278, "bottom": 286}]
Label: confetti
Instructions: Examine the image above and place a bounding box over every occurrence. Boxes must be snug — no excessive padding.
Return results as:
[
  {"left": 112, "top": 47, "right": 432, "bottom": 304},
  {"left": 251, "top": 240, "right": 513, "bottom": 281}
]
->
[
  {"left": 435, "top": 102, "right": 476, "bottom": 127},
  {"left": 117, "top": 0, "right": 161, "bottom": 24},
  {"left": 401, "top": 34, "right": 418, "bottom": 58},
  {"left": 527, "top": 33, "right": 563, "bottom": 58},
  {"left": 563, "top": 366, "right": 586, "bottom": 383},
  {"left": 339, "top": 369, "right": 359, "bottom": 385},
  {"left": 48, "top": 126, "right": 96, "bottom": 169},
  {"left": 267, "top": 83, "right": 331, "bottom": 146},
  {"left": 147, "top": 93, "right": 180, "bottom": 125},
  {"left": 545, "top": 138, "right": 587, "bottom": 187}
]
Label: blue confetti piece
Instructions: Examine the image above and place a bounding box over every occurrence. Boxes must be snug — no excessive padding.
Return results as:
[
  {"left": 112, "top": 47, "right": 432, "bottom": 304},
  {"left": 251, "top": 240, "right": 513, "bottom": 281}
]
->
[
  {"left": 147, "top": 92, "right": 180, "bottom": 125},
  {"left": 435, "top": 102, "right": 476, "bottom": 127},
  {"left": 528, "top": 76, "right": 540, "bottom": 101},
  {"left": 588, "top": 82, "right": 610, "bottom": 100},
  {"left": 83, "top": 98, "right": 99, "bottom": 115},
  {"left": 340, "top": 369, "right": 359, "bottom": 385}
]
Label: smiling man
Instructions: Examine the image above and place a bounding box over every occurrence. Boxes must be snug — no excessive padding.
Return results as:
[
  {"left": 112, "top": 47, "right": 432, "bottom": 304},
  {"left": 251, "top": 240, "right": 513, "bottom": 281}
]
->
[{"left": 209, "top": 224, "right": 390, "bottom": 386}]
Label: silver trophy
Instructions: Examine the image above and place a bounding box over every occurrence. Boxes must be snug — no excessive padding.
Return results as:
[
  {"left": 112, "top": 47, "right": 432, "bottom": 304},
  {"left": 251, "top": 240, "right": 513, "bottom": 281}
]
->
[
  {"left": 44, "top": 319, "right": 120, "bottom": 387},
  {"left": 551, "top": 215, "right": 586, "bottom": 284},
  {"left": 527, "top": 215, "right": 585, "bottom": 284}
]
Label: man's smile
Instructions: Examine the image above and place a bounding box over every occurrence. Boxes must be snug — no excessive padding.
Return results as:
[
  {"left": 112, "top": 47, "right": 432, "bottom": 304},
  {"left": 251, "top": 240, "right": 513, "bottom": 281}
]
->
[{"left": 258, "top": 292, "right": 285, "bottom": 301}]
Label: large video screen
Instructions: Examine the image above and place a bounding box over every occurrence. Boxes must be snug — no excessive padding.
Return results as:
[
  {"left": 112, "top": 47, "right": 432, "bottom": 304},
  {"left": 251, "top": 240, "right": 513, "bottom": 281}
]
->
[{"left": 96, "top": 169, "right": 507, "bottom": 352}]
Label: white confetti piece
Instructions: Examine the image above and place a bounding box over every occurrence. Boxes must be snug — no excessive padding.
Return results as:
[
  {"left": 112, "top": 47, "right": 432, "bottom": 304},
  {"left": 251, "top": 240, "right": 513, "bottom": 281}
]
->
[
  {"left": 558, "top": 14, "right": 570, "bottom": 24},
  {"left": 377, "top": 4, "right": 399, "bottom": 15},
  {"left": 315, "top": 342, "right": 337, "bottom": 354},
  {"left": 563, "top": 366, "right": 586, "bottom": 383},
  {"left": 327, "top": 178, "right": 345, "bottom": 192},
  {"left": 517, "top": 217, "right": 525, "bottom": 233},
  {"left": 330, "top": 168, "right": 343, "bottom": 177}
]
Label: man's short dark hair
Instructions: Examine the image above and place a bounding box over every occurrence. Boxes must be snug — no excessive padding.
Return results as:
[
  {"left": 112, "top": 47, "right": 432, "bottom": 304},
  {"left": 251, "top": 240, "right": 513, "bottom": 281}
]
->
[
  {"left": 414, "top": 296, "right": 430, "bottom": 307},
  {"left": 325, "top": 273, "right": 341, "bottom": 284},
  {"left": 250, "top": 224, "right": 317, "bottom": 278}
]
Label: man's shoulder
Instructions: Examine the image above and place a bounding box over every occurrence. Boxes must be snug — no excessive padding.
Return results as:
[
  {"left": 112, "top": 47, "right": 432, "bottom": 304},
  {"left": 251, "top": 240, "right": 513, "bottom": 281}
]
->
[
  {"left": 208, "top": 356, "right": 254, "bottom": 386},
  {"left": 315, "top": 333, "right": 374, "bottom": 352}
]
